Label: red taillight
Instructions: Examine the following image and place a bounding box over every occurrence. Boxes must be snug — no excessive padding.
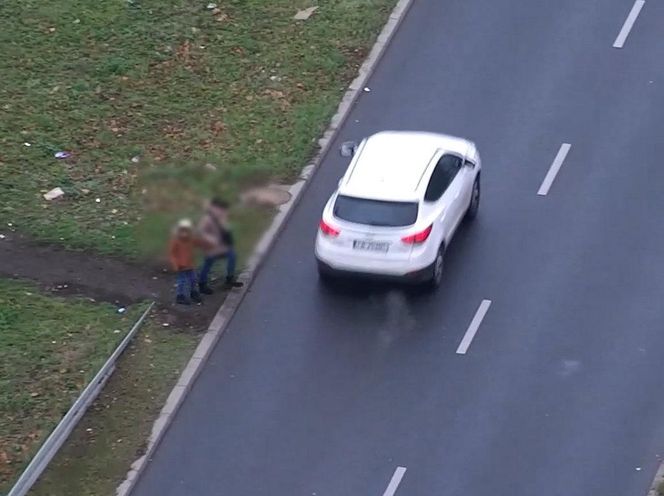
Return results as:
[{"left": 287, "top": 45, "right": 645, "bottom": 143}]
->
[
  {"left": 319, "top": 219, "right": 340, "bottom": 237},
  {"left": 401, "top": 224, "right": 432, "bottom": 244}
]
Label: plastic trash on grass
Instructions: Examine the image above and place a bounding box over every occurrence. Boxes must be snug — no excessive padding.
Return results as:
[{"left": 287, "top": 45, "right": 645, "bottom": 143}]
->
[{"left": 44, "top": 187, "right": 65, "bottom": 201}]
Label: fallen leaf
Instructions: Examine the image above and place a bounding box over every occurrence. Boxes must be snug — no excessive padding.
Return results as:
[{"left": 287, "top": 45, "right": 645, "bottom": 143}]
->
[{"left": 210, "top": 120, "right": 226, "bottom": 135}]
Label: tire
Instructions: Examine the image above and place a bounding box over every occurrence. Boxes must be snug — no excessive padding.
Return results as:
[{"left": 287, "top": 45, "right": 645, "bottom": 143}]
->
[
  {"left": 425, "top": 245, "right": 445, "bottom": 290},
  {"left": 465, "top": 176, "right": 480, "bottom": 221}
]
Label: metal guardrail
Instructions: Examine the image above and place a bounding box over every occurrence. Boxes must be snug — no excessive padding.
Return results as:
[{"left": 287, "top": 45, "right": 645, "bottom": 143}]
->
[{"left": 7, "top": 302, "right": 155, "bottom": 496}]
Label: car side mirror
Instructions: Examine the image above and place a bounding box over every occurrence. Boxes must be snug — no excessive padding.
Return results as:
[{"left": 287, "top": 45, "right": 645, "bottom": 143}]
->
[{"left": 340, "top": 141, "right": 358, "bottom": 158}]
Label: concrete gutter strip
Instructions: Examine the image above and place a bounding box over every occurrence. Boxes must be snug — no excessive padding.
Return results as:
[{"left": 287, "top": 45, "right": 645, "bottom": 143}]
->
[
  {"left": 116, "top": 1, "right": 415, "bottom": 494},
  {"left": 648, "top": 461, "right": 664, "bottom": 496}
]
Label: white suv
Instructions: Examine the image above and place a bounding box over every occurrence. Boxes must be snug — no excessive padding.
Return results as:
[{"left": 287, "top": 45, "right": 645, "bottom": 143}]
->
[{"left": 315, "top": 131, "right": 481, "bottom": 288}]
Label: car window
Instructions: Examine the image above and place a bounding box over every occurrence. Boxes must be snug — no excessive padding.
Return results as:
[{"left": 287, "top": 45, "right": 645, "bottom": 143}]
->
[
  {"left": 424, "top": 154, "right": 462, "bottom": 202},
  {"left": 333, "top": 195, "right": 418, "bottom": 227}
]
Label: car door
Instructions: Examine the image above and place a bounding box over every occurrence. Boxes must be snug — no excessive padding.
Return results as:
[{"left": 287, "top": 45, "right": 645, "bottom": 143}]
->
[
  {"left": 456, "top": 158, "right": 477, "bottom": 213},
  {"left": 423, "top": 153, "right": 464, "bottom": 242}
]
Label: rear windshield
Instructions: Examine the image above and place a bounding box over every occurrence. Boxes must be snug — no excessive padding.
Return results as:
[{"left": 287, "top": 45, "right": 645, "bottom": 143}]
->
[{"left": 333, "top": 195, "right": 418, "bottom": 227}]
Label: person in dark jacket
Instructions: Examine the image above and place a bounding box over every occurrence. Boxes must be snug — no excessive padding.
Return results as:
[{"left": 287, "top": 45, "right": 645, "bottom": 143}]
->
[{"left": 197, "top": 199, "right": 243, "bottom": 294}]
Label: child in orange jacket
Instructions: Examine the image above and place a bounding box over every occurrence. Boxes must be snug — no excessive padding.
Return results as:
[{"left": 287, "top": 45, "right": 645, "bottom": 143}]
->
[{"left": 169, "top": 219, "right": 205, "bottom": 305}]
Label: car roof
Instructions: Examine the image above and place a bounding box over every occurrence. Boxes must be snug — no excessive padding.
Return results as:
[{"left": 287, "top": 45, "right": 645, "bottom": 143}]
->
[{"left": 338, "top": 131, "right": 471, "bottom": 202}]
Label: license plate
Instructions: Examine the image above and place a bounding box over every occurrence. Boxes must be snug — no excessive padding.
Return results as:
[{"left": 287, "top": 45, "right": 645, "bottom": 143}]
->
[{"left": 353, "top": 240, "right": 389, "bottom": 253}]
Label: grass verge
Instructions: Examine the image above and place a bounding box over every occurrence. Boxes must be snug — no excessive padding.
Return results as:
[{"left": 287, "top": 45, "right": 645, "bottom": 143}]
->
[
  {"left": 0, "top": 0, "right": 397, "bottom": 257},
  {"left": 0, "top": 279, "right": 148, "bottom": 493},
  {"left": 28, "top": 321, "right": 196, "bottom": 496},
  {"left": 1, "top": 0, "right": 397, "bottom": 493}
]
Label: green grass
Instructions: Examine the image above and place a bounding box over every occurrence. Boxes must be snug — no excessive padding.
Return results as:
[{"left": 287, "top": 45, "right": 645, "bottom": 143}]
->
[
  {"left": 29, "top": 322, "right": 196, "bottom": 496},
  {"left": 0, "top": 2, "right": 396, "bottom": 493},
  {"left": 0, "top": 279, "right": 149, "bottom": 493},
  {"left": 0, "top": 0, "right": 396, "bottom": 256}
]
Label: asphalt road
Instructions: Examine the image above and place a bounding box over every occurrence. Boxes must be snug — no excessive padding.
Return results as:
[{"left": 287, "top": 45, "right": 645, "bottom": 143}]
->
[{"left": 134, "top": 0, "right": 664, "bottom": 494}]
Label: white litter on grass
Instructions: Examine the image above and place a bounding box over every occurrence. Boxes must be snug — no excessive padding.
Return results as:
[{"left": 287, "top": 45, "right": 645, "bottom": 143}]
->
[
  {"left": 24, "top": 142, "right": 31, "bottom": 147},
  {"left": 44, "top": 187, "right": 65, "bottom": 201},
  {"left": 95, "top": 198, "right": 101, "bottom": 203},
  {"left": 162, "top": 323, "right": 170, "bottom": 327},
  {"left": 117, "top": 307, "right": 126, "bottom": 314},
  {"left": 131, "top": 155, "right": 140, "bottom": 163},
  {"left": 206, "top": 2, "right": 217, "bottom": 9},
  {"left": 54, "top": 151, "right": 71, "bottom": 159},
  {"left": 294, "top": 6, "right": 318, "bottom": 20}
]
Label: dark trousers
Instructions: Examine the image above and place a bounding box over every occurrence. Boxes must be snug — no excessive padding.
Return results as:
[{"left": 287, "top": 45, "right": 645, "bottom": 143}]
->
[
  {"left": 198, "top": 249, "right": 237, "bottom": 286},
  {"left": 176, "top": 269, "right": 197, "bottom": 297}
]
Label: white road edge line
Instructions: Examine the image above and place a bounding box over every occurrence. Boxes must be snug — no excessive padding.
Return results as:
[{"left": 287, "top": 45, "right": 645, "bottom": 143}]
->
[
  {"left": 613, "top": 0, "right": 645, "bottom": 48},
  {"left": 537, "top": 143, "right": 571, "bottom": 196},
  {"left": 382, "top": 466, "right": 407, "bottom": 496},
  {"left": 456, "top": 300, "right": 492, "bottom": 355}
]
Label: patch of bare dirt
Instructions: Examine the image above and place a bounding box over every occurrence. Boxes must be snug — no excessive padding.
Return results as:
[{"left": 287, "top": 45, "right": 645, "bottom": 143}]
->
[
  {"left": 0, "top": 233, "right": 225, "bottom": 331},
  {"left": 240, "top": 184, "right": 291, "bottom": 207}
]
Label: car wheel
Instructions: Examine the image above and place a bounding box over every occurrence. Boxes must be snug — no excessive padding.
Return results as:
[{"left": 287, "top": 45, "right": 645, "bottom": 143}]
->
[
  {"left": 465, "top": 176, "right": 480, "bottom": 220},
  {"left": 426, "top": 246, "right": 445, "bottom": 290}
]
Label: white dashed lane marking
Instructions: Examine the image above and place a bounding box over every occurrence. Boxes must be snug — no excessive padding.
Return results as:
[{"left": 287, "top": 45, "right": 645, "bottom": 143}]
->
[
  {"left": 382, "top": 466, "right": 407, "bottom": 496},
  {"left": 456, "top": 300, "right": 492, "bottom": 355},
  {"left": 538, "top": 143, "right": 571, "bottom": 196},
  {"left": 613, "top": 0, "right": 645, "bottom": 48}
]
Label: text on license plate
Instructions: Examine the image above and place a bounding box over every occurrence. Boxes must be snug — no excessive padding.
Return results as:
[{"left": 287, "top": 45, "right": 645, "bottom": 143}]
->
[{"left": 353, "top": 240, "right": 389, "bottom": 252}]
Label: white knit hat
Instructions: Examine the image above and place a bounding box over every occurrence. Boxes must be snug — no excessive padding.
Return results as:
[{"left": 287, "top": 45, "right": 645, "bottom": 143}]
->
[{"left": 176, "top": 218, "right": 193, "bottom": 230}]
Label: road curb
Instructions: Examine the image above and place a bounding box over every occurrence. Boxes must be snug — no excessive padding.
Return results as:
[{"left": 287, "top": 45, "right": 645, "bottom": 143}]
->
[
  {"left": 116, "top": 1, "right": 415, "bottom": 494},
  {"left": 648, "top": 461, "right": 664, "bottom": 496}
]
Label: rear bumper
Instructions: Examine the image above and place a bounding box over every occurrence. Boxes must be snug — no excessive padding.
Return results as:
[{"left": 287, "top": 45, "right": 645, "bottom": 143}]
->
[
  {"left": 316, "top": 257, "right": 434, "bottom": 284},
  {"left": 314, "top": 231, "right": 438, "bottom": 283}
]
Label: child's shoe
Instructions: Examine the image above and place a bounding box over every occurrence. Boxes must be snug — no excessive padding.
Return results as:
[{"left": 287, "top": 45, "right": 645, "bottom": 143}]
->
[
  {"left": 176, "top": 294, "right": 191, "bottom": 305},
  {"left": 191, "top": 291, "right": 202, "bottom": 304}
]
